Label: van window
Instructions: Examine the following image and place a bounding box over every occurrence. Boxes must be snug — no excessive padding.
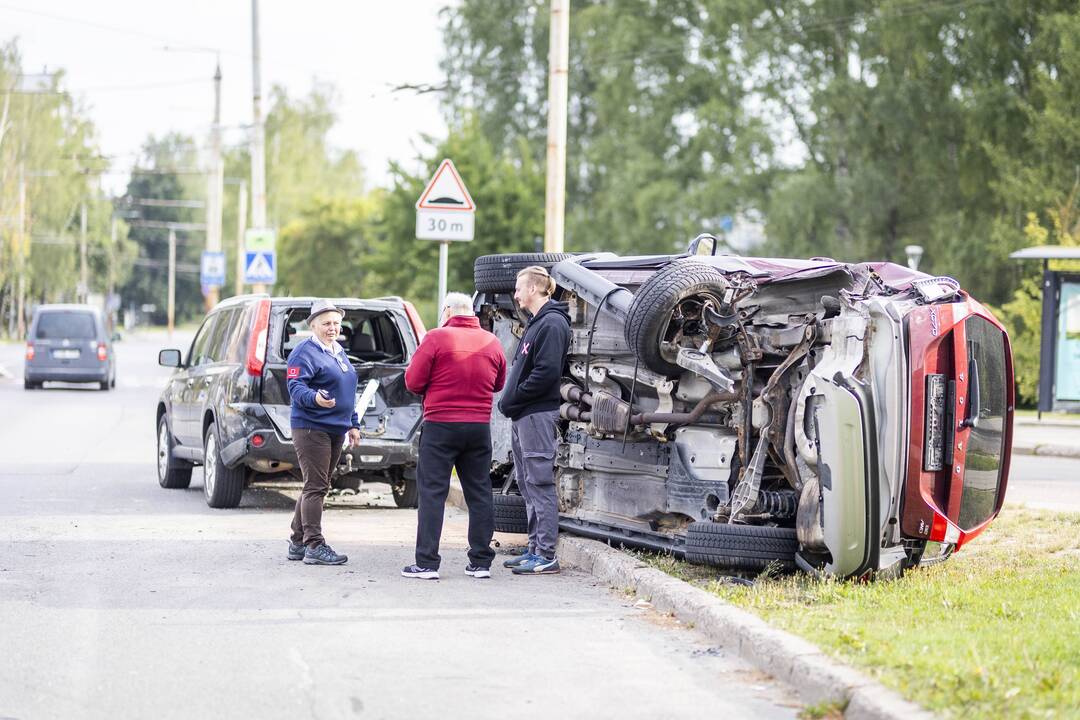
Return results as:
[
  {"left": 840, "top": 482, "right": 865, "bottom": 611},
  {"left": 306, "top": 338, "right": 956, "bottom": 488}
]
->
[{"left": 36, "top": 312, "right": 96, "bottom": 340}]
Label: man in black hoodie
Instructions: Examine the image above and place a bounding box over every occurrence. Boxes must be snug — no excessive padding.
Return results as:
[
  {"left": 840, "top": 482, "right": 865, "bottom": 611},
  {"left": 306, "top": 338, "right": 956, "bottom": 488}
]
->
[{"left": 498, "top": 265, "right": 571, "bottom": 575}]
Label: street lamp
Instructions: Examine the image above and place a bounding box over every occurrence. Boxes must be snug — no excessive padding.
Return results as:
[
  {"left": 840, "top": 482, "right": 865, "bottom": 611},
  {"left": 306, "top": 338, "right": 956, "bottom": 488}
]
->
[{"left": 905, "top": 244, "right": 924, "bottom": 272}]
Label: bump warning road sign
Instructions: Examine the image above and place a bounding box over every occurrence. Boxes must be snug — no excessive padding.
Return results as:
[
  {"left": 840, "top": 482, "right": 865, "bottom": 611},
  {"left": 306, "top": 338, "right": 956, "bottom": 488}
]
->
[{"left": 416, "top": 158, "right": 475, "bottom": 241}]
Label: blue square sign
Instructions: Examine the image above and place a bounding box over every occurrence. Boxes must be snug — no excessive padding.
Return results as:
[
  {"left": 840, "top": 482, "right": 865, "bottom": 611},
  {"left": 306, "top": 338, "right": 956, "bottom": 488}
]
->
[
  {"left": 200, "top": 251, "right": 226, "bottom": 287},
  {"left": 244, "top": 250, "right": 276, "bottom": 284}
]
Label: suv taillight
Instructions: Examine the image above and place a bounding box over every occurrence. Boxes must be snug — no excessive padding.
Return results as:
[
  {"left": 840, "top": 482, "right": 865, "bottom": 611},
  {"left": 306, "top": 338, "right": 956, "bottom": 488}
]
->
[
  {"left": 25, "top": 343, "right": 34, "bottom": 361},
  {"left": 246, "top": 298, "right": 272, "bottom": 376},
  {"left": 97, "top": 343, "right": 108, "bottom": 362},
  {"left": 402, "top": 300, "right": 427, "bottom": 343}
]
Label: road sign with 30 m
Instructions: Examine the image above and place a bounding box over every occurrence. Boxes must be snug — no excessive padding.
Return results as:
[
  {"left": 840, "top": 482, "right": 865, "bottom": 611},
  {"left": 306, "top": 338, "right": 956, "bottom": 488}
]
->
[{"left": 415, "top": 159, "right": 475, "bottom": 241}]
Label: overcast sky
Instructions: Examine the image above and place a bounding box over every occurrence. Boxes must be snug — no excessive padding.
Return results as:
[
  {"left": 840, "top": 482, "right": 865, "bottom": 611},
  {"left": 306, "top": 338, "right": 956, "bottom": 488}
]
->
[{"left": 2, "top": 0, "right": 451, "bottom": 194}]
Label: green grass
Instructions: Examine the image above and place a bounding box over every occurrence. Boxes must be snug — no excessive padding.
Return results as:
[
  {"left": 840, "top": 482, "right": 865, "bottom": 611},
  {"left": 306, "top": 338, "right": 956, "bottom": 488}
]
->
[
  {"left": 640, "top": 507, "right": 1080, "bottom": 719},
  {"left": 1015, "top": 409, "right": 1080, "bottom": 423}
]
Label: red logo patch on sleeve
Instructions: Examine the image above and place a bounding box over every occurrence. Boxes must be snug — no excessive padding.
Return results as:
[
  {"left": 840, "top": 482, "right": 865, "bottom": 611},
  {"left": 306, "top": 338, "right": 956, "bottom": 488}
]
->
[{"left": 287, "top": 367, "right": 300, "bottom": 379}]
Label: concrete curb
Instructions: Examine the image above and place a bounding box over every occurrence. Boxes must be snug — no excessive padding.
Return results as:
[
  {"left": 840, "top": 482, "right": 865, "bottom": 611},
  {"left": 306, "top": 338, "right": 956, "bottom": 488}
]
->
[
  {"left": 447, "top": 480, "right": 936, "bottom": 720},
  {"left": 1011, "top": 442, "right": 1080, "bottom": 459}
]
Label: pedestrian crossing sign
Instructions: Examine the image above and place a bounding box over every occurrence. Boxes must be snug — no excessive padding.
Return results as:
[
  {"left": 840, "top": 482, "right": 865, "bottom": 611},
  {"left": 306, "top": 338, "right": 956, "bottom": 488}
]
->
[{"left": 244, "top": 250, "right": 276, "bottom": 284}]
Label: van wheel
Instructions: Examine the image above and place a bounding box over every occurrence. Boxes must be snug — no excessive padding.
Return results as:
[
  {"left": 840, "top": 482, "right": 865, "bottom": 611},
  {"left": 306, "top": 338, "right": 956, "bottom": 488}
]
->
[
  {"left": 391, "top": 471, "right": 418, "bottom": 508},
  {"left": 203, "top": 423, "right": 245, "bottom": 508},
  {"left": 625, "top": 260, "right": 728, "bottom": 376},
  {"left": 493, "top": 492, "right": 528, "bottom": 534},
  {"left": 157, "top": 415, "right": 192, "bottom": 489},
  {"left": 474, "top": 253, "right": 572, "bottom": 293},
  {"left": 99, "top": 381, "right": 110, "bottom": 391},
  {"left": 23, "top": 379, "right": 39, "bottom": 390},
  {"left": 684, "top": 522, "right": 797, "bottom": 571}
]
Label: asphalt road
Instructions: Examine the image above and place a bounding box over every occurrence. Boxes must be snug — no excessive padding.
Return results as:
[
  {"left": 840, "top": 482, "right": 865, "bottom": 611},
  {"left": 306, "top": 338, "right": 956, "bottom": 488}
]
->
[{"left": 0, "top": 333, "right": 801, "bottom": 720}]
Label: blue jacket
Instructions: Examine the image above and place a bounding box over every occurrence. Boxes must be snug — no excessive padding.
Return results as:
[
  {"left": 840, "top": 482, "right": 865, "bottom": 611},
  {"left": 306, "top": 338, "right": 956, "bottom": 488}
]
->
[{"left": 287, "top": 336, "right": 360, "bottom": 434}]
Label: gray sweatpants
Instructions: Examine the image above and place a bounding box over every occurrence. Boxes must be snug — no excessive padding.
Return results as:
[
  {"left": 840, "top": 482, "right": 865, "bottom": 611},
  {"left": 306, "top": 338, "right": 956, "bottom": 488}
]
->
[{"left": 510, "top": 409, "right": 560, "bottom": 558}]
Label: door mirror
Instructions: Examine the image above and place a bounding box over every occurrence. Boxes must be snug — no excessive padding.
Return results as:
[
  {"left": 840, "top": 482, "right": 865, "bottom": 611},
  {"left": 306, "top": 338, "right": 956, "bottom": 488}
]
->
[
  {"left": 158, "top": 349, "right": 182, "bottom": 367},
  {"left": 687, "top": 233, "right": 718, "bottom": 257}
]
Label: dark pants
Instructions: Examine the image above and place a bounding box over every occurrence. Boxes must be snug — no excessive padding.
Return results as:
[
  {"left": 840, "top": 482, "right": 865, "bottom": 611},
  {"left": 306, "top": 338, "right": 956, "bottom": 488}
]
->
[
  {"left": 414, "top": 421, "right": 495, "bottom": 570},
  {"left": 290, "top": 428, "right": 344, "bottom": 548}
]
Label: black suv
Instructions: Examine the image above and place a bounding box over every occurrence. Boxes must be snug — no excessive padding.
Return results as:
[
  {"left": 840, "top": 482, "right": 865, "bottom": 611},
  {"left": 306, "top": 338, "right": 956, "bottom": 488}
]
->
[{"left": 155, "top": 295, "right": 426, "bottom": 508}]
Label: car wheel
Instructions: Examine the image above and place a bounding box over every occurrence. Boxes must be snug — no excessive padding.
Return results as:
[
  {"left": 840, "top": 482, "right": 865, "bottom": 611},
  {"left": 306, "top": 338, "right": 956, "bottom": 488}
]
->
[
  {"left": 23, "top": 379, "right": 38, "bottom": 390},
  {"left": 157, "top": 415, "right": 193, "bottom": 489},
  {"left": 624, "top": 259, "right": 728, "bottom": 376},
  {"left": 203, "top": 422, "right": 245, "bottom": 508},
  {"left": 390, "top": 471, "right": 418, "bottom": 508},
  {"left": 474, "top": 253, "right": 572, "bottom": 293},
  {"left": 683, "top": 522, "right": 797, "bottom": 571},
  {"left": 493, "top": 492, "right": 528, "bottom": 534},
  {"left": 99, "top": 380, "right": 110, "bottom": 391}
]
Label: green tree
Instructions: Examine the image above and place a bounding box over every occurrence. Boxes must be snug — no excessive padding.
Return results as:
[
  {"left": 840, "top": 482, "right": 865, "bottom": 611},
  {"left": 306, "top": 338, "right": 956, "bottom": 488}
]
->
[
  {"left": 118, "top": 134, "right": 205, "bottom": 324},
  {"left": 220, "top": 83, "right": 365, "bottom": 297},
  {"left": 0, "top": 39, "right": 125, "bottom": 335},
  {"left": 276, "top": 195, "right": 377, "bottom": 297},
  {"left": 368, "top": 115, "right": 546, "bottom": 325}
]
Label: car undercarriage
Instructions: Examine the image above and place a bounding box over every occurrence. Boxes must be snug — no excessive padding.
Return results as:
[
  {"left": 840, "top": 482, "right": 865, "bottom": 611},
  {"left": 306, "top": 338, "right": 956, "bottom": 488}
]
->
[{"left": 475, "top": 244, "right": 1013, "bottom": 579}]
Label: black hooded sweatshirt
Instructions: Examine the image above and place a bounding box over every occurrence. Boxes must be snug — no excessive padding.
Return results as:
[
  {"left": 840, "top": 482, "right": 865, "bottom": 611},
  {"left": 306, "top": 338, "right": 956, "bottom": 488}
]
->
[{"left": 497, "top": 299, "right": 571, "bottom": 420}]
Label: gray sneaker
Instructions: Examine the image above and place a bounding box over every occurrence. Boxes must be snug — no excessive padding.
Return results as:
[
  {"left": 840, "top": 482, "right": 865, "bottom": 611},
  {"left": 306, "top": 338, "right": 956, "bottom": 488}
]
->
[
  {"left": 303, "top": 543, "right": 348, "bottom": 565},
  {"left": 287, "top": 541, "right": 305, "bottom": 561}
]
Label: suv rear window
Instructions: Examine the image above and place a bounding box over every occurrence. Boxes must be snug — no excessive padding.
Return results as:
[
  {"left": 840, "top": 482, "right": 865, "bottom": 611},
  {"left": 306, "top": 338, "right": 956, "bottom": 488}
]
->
[
  {"left": 281, "top": 309, "right": 406, "bottom": 363},
  {"left": 958, "top": 316, "right": 1008, "bottom": 530},
  {"left": 36, "top": 312, "right": 96, "bottom": 340}
]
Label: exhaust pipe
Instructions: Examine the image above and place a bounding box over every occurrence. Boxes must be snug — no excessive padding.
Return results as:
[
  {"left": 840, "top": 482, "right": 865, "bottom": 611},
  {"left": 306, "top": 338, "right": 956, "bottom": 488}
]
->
[{"left": 551, "top": 259, "right": 635, "bottom": 320}]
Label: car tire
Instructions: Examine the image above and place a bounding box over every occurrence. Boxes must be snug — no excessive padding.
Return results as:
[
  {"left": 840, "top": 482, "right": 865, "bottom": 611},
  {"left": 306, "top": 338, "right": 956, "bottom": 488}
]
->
[
  {"left": 99, "top": 380, "right": 110, "bottom": 391},
  {"left": 474, "top": 253, "right": 573, "bottom": 293},
  {"left": 624, "top": 259, "right": 729, "bottom": 376},
  {"left": 157, "top": 415, "right": 193, "bottom": 489},
  {"left": 23, "top": 379, "right": 38, "bottom": 390},
  {"left": 203, "top": 422, "right": 245, "bottom": 508},
  {"left": 391, "top": 472, "right": 418, "bottom": 508},
  {"left": 493, "top": 492, "right": 528, "bottom": 534},
  {"left": 684, "top": 522, "right": 798, "bottom": 571}
]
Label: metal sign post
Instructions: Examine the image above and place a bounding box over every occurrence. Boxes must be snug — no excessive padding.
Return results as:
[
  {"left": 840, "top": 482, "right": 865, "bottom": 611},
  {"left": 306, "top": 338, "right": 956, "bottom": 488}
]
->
[{"left": 415, "top": 159, "right": 476, "bottom": 314}]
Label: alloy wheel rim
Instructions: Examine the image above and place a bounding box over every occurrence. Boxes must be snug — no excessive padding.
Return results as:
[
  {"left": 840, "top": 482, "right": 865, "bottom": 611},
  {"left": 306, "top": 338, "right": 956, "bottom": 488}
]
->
[
  {"left": 204, "top": 434, "right": 217, "bottom": 499},
  {"left": 157, "top": 422, "right": 169, "bottom": 479}
]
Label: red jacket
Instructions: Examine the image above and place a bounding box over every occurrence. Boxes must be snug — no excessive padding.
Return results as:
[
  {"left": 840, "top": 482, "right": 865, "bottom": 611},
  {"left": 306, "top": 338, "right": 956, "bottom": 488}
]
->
[{"left": 405, "top": 315, "right": 507, "bottom": 423}]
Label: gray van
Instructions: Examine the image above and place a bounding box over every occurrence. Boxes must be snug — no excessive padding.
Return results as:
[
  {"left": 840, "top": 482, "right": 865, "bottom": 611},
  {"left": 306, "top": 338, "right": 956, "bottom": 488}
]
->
[{"left": 24, "top": 304, "right": 116, "bottom": 391}]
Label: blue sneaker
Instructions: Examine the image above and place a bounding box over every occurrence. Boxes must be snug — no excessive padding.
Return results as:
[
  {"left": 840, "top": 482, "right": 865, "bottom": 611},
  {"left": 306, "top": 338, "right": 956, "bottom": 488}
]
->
[
  {"left": 401, "top": 564, "right": 440, "bottom": 580},
  {"left": 511, "top": 555, "right": 560, "bottom": 575},
  {"left": 287, "top": 541, "right": 305, "bottom": 561},
  {"left": 502, "top": 551, "right": 536, "bottom": 569}
]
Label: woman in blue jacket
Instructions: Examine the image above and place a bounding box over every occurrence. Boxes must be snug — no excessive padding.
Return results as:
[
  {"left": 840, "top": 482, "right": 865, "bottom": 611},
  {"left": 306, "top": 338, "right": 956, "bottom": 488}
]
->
[{"left": 286, "top": 300, "right": 362, "bottom": 565}]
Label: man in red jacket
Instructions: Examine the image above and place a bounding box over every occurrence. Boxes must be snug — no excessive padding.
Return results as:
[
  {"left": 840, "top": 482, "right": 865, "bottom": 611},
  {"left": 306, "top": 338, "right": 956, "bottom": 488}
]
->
[{"left": 402, "top": 292, "right": 507, "bottom": 580}]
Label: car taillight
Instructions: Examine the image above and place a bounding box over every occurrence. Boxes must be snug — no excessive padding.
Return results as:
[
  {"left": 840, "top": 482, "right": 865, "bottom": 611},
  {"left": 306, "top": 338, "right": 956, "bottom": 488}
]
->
[
  {"left": 25, "top": 343, "right": 34, "bottom": 361},
  {"left": 402, "top": 300, "right": 427, "bottom": 343},
  {"left": 97, "top": 343, "right": 108, "bottom": 362},
  {"left": 246, "top": 298, "right": 272, "bottom": 376},
  {"left": 251, "top": 434, "right": 266, "bottom": 448}
]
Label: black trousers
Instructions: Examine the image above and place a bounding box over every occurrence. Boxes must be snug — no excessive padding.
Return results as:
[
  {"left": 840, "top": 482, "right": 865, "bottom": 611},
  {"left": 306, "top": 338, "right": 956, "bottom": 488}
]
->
[{"left": 414, "top": 421, "right": 495, "bottom": 570}]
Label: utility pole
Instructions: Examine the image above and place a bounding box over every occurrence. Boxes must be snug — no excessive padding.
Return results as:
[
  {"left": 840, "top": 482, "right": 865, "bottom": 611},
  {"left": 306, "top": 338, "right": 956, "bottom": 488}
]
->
[
  {"left": 205, "top": 60, "right": 225, "bottom": 309},
  {"left": 543, "top": 0, "right": 571, "bottom": 253},
  {"left": 167, "top": 229, "right": 177, "bottom": 339},
  {"left": 15, "top": 169, "right": 26, "bottom": 338},
  {"left": 235, "top": 181, "right": 248, "bottom": 296},
  {"left": 250, "top": 0, "right": 268, "bottom": 294},
  {"left": 108, "top": 216, "right": 117, "bottom": 331},
  {"left": 79, "top": 201, "right": 88, "bottom": 303}
]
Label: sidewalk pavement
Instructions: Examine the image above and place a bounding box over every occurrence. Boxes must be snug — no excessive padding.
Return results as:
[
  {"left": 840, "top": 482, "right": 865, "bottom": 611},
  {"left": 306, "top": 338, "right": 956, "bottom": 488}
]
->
[{"left": 1013, "top": 416, "right": 1080, "bottom": 459}]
